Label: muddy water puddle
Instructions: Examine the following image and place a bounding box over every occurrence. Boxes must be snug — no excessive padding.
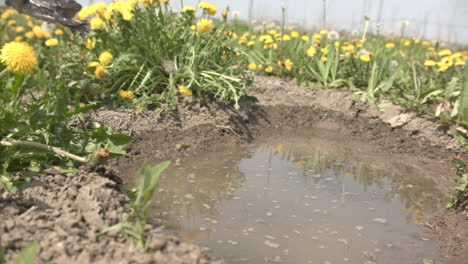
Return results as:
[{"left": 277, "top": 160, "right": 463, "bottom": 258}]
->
[{"left": 128, "top": 130, "right": 446, "bottom": 263}]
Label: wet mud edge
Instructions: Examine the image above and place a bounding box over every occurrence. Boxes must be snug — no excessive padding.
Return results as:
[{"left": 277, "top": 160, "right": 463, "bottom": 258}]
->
[{"left": 1, "top": 76, "right": 467, "bottom": 263}]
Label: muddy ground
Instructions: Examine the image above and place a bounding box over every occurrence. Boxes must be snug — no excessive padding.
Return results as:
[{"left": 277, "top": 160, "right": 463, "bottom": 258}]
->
[{"left": 1, "top": 76, "right": 467, "bottom": 263}]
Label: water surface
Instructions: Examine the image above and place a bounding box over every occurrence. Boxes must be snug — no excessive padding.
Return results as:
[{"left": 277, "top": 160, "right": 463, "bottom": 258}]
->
[{"left": 141, "top": 130, "right": 445, "bottom": 263}]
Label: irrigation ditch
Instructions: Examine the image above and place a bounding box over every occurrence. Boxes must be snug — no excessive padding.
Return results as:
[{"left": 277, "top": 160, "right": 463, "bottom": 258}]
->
[{"left": 1, "top": 76, "right": 467, "bottom": 263}]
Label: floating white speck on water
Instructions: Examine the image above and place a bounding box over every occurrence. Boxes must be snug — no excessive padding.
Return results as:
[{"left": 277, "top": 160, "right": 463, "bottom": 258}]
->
[
  {"left": 202, "top": 204, "right": 211, "bottom": 209},
  {"left": 184, "top": 194, "right": 194, "bottom": 199},
  {"left": 265, "top": 235, "right": 276, "bottom": 240},
  {"left": 338, "top": 238, "right": 348, "bottom": 245},
  {"left": 355, "top": 225, "right": 364, "bottom": 231},
  {"left": 373, "top": 218, "right": 387, "bottom": 224},
  {"left": 266, "top": 212, "right": 273, "bottom": 216},
  {"left": 264, "top": 240, "right": 280, "bottom": 248}
]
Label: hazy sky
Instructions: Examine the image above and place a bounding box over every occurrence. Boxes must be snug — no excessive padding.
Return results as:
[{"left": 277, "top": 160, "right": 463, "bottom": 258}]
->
[
  {"left": 175, "top": 0, "right": 468, "bottom": 44},
  {"left": 2, "top": 0, "right": 464, "bottom": 43}
]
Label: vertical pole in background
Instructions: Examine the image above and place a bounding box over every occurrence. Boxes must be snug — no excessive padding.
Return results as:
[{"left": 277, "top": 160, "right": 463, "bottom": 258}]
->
[
  {"left": 322, "top": 0, "right": 327, "bottom": 29},
  {"left": 422, "top": 12, "right": 429, "bottom": 40},
  {"left": 248, "top": 0, "right": 253, "bottom": 25},
  {"left": 376, "top": 0, "right": 384, "bottom": 35}
]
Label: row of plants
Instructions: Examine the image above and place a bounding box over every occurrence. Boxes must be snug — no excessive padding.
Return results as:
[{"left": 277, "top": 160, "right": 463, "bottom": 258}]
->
[{"left": 232, "top": 16, "right": 468, "bottom": 132}]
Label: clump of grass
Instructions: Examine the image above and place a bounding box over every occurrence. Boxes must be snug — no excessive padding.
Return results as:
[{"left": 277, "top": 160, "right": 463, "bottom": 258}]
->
[
  {"left": 76, "top": 1, "right": 251, "bottom": 110},
  {"left": 100, "top": 161, "right": 170, "bottom": 248}
]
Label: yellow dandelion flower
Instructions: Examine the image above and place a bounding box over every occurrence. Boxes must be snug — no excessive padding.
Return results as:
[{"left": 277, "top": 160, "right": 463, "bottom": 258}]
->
[
  {"left": 360, "top": 54, "right": 371, "bottom": 62},
  {"left": 302, "top": 35, "right": 310, "bottom": 42},
  {"left": 95, "top": 66, "right": 108, "bottom": 80},
  {"left": 88, "top": 61, "right": 100, "bottom": 68},
  {"left": 307, "top": 47, "right": 316, "bottom": 57},
  {"left": 55, "top": 29, "right": 64, "bottom": 35},
  {"left": 196, "top": 18, "right": 213, "bottom": 33},
  {"left": 32, "top": 26, "right": 46, "bottom": 38},
  {"left": 1, "top": 9, "right": 18, "bottom": 21},
  {"left": 284, "top": 59, "right": 293, "bottom": 71},
  {"left": 438, "top": 57, "right": 453, "bottom": 69},
  {"left": 320, "top": 29, "right": 328, "bottom": 35},
  {"left": 119, "top": 90, "right": 135, "bottom": 100},
  {"left": 14, "top": 36, "right": 23, "bottom": 41},
  {"left": 334, "top": 41, "right": 340, "bottom": 49},
  {"left": 178, "top": 85, "right": 193, "bottom": 97},
  {"left": 455, "top": 59, "right": 465, "bottom": 66},
  {"left": 7, "top": 20, "right": 16, "bottom": 26},
  {"left": 424, "top": 60, "right": 436, "bottom": 67},
  {"left": 422, "top": 41, "right": 430, "bottom": 47},
  {"left": 385, "top": 43, "right": 395, "bottom": 49},
  {"left": 438, "top": 66, "right": 449, "bottom": 72},
  {"left": 247, "top": 41, "right": 255, "bottom": 47},
  {"left": 45, "top": 38, "right": 59, "bottom": 47},
  {"left": 15, "top": 26, "right": 24, "bottom": 33},
  {"left": 248, "top": 63, "right": 257, "bottom": 71},
  {"left": 320, "top": 56, "right": 327, "bottom": 62},
  {"left": 320, "top": 47, "right": 329, "bottom": 55},
  {"left": 99, "top": 51, "right": 113, "bottom": 66},
  {"left": 183, "top": 6, "right": 196, "bottom": 13},
  {"left": 25, "top": 31, "right": 34, "bottom": 39},
  {"left": 265, "top": 66, "right": 273, "bottom": 73},
  {"left": 221, "top": 10, "right": 228, "bottom": 19},
  {"left": 90, "top": 17, "right": 105, "bottom": 30},
  {"left": 0, "top": 41, "right": 38, "bottom": 75},
  {"left": 86, "top": 38, "right": 96, "bottom": 50},
  {"left": 291, "top": 31, "right": 299, "bottom": 38},
  {"left": 438, "top": 49, "right": 452, "bottom": 57},
  {"left": 198, "top": 1, "right": 217, "bottom": 15}
]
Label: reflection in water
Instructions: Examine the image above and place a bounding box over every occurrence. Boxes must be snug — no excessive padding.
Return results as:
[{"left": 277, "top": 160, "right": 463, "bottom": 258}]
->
[{"left": 137, "top": 131, "right": 444, "bottom": 263}]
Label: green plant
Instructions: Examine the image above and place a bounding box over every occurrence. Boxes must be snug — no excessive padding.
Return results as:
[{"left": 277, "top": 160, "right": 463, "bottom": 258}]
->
[
  {"left": 304, "top": 48, "right": 344, "bottom": 88},
  {"left": 0, "top": 242, "right": 38, "bottom": 264},
  {"left": 0, "top": 71, "right": 132, "bottom": 192},
  {"left": 83, "top": 2, "right": 250, "bottom": 110},
  {"left": 100, "top": 161, "right": 170, "bottom": 248},
  {"left": 0, "top": 242, "right": 4, "bottom": 264},
  {"left": 353, "top": 61, "right": 399, "bottom": 104},
  {"left": 447, "top": 157, "right": 468, "bottom": 209}
]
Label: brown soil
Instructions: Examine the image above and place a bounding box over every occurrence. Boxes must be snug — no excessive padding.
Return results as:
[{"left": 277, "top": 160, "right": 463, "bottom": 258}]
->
[{"left": 1, "top": 76, "right": 467, "bottom": 263}]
